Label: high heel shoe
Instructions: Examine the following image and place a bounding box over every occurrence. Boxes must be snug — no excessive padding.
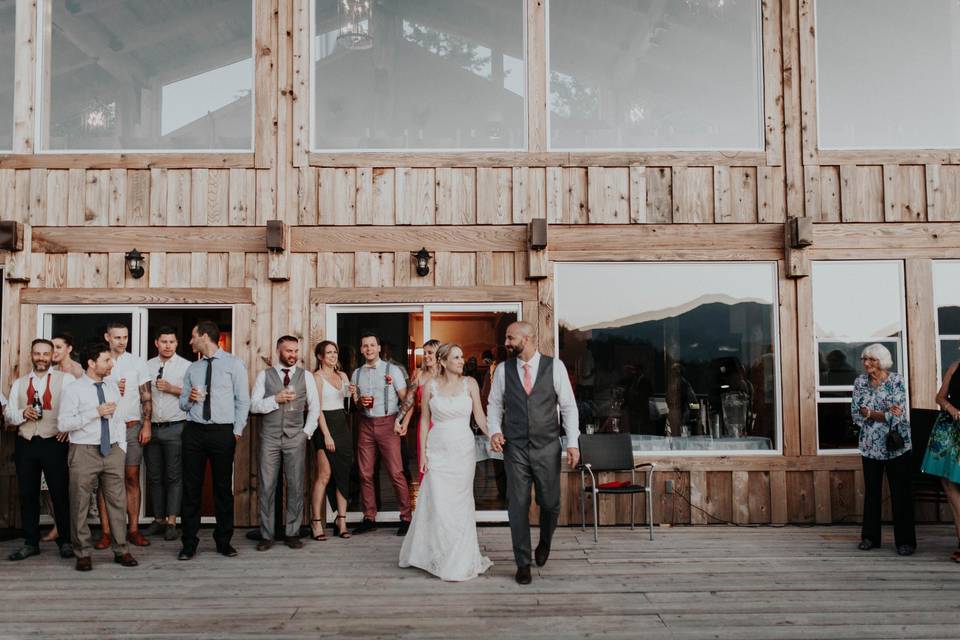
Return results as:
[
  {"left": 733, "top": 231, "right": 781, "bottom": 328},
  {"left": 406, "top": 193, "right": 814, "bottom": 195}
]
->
[
  {"left": 310, "top": 518, "right": 327, "bottom": 541},
  {"left": 335, "top": 515, "right": 351, "bottom": 539}
]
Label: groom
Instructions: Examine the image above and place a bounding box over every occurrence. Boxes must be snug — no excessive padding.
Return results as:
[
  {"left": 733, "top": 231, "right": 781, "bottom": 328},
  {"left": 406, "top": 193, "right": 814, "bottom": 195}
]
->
[{"left": 488, "top": 321, "right": 579, "bottom": 585}]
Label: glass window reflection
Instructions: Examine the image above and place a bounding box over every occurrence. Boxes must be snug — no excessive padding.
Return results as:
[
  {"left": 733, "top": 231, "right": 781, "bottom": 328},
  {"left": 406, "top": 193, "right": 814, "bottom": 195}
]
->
[
  {"left": 0, "top": 0, "right": 14, "bottom": 149},
  {"left": 43, "top": 1, "right": 253, "bottom": 151},
  {"left": 557, "top": 262, "right": 780, "bottom": 453},
  {"left": 816, "top": 0, "right": 960, "bottom": 149},
  {"left": 934, "top": 261, "right": 960, "bottom": 381},
  {"left": 548, "top": 0, "right": 763, "bottom": 150},
  {"left": 812, "top": 261, "right": 907, "bottom": 450},
  {"left": 313, "top": 0, "right": 526, "bottom": 150}
]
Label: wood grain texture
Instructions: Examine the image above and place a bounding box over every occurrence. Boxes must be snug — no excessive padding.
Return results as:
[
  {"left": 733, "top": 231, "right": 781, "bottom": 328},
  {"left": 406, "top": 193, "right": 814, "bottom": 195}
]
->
[{"left": 20, "top": 287, "right": 254, "bottom": 305}]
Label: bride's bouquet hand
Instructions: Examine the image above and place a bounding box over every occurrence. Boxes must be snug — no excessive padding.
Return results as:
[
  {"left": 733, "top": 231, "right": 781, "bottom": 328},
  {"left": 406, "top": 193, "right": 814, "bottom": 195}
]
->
[{"left": 419, "top": 455, "right": 428, "bottom": 475}]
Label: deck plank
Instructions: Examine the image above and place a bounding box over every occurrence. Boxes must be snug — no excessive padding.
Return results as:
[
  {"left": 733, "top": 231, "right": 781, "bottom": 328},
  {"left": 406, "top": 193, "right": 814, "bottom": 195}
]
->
[{"left": 2, "top": 525, "right": 959, "bottom": 638}]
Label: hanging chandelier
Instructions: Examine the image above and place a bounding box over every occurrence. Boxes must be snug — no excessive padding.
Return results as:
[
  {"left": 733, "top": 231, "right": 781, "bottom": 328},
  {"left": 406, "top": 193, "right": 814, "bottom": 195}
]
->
[{"left": 338, "top": 0, "right": 373, "bottom": 51}]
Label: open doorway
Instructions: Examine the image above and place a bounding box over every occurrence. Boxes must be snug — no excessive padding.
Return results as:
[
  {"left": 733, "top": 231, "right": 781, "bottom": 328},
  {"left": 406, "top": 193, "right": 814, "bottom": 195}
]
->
[{"left": 329, "top": 303, "right": 521, "bottom": 522}]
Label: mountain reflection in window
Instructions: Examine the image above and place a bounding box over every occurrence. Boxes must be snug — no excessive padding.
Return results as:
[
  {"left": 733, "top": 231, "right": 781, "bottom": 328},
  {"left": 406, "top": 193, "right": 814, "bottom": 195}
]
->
[{"left": 556, "top": 263, "right": 779, "bottom": 453}]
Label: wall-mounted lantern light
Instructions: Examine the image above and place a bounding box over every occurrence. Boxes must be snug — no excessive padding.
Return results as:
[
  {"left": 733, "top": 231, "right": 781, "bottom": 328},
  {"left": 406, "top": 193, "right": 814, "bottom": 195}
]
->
[
  {"left": 412, "top": 248, "right": 431, "bottom": 277},
  {"left": 125, "top": 248, "right": 145, "bottom": 279}
]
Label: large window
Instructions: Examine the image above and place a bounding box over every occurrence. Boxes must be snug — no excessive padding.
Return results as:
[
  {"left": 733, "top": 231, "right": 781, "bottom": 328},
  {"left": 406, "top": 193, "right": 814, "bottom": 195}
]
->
[
  {"left": 813, "top": 262, "right": 908, "bottom": 451},
  {"left": 816, "top": 0, "right": 960, "bottom": 149},
  {"left": 556, "top": 262, "right": 781, "bottom": 454},
  {"left": 935, "top": 261, "right": 960, "bottom": 382},
  {"left": 41, "top": 0, "right": 254, "bottom": 151},
  {"left": 312, "top": 0, "right": 526, "bottom": 150},
  {"left": 0, "top": 0, "right": 14, "bottom": 149},
  {"left": 548, "top": 0, "right": 763, "bottom": 150}
]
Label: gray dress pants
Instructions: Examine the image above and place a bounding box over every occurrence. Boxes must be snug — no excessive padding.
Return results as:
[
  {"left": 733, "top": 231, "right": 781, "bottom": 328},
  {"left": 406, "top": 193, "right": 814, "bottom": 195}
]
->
[
  {"left": 258, "top": 430, "right": 307, "bottom": 540},
  {"left": 504, "top": 438, "right": 561, "bottom": 568}
]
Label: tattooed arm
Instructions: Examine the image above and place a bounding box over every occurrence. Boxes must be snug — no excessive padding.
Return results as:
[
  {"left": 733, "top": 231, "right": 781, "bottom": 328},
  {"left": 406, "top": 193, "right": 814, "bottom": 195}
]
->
[{"left": 139, "top": 381, "right": 153, "bottom": 445}]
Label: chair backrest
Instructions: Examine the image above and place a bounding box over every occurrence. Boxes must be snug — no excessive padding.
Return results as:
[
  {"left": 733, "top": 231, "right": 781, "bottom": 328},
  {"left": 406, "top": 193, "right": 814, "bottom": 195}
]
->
[{"left": 579, "top": 433, "right": 635, "bottom": 472}]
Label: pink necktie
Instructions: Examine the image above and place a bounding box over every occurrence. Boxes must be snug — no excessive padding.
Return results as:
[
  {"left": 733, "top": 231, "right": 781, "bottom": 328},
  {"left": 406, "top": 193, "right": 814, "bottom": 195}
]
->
[{"left": 522, "top": 363, "right": 533, "bottom": 395}]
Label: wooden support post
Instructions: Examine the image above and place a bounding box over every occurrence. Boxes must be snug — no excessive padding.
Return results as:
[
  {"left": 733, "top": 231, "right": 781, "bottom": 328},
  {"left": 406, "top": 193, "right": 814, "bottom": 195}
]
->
[
  {"left": 267, "top": 220, "right": 290, "bottom": 281},
  {"left": 4, "top": 223, "right": 31, "bottom": 282}
]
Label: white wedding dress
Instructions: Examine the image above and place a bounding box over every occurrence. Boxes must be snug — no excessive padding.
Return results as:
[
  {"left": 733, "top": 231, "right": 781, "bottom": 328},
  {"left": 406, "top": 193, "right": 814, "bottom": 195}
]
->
[{"left": 398, "top": 379, "right": 493, "bottom": 581}]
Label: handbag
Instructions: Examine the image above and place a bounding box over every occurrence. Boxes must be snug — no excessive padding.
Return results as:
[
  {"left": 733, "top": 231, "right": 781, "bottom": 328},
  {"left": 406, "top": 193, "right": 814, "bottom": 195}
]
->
[{"left": 885, "top": 425, "right": 905, "bottom": 453}]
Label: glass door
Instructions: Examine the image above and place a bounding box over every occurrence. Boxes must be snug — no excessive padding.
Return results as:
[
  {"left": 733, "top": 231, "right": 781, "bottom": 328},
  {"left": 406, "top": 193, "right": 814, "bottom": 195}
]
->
[{"left": 328, "top": 303, "right": 521, "bottom": 522}]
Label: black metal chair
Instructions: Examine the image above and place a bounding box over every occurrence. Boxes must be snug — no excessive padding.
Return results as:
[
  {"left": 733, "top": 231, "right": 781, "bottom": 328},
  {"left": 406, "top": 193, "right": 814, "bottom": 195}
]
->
[{"left": 578, "top": 433, "right": 655, "bottom": 542}]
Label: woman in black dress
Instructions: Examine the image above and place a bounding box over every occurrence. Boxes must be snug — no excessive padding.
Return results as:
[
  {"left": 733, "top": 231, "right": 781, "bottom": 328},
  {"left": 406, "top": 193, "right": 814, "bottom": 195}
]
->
[{"left": 310, "top": 341, "right": 353, "bottom": 539}]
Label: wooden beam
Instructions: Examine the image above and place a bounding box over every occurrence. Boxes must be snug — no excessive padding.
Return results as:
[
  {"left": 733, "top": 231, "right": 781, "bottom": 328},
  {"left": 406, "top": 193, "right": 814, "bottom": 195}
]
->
[
  {"left": 32, "top": 227, "right": 267, "bottom": 253},
  {"left": 20, "top": 287, "right": 253, "bottom": 305},
  {"left": 0, "top": 154, "right": 256, "bottom": 170},
  {"left": 526, "top": 0, "right": 546, "bottom": 154},
  {"left": 643, "top": 454, "right": 860, "bottom": 473},
  {"left": 761, "top": 0, "right": 785, "bottom": 168},
  {"left": 904, "top": 259, "right": 938, "bottom": 410},
  {"left": 797, "top": 0, "right": 819, "bottom": 164},
  {"left": 254, "top": 0, "right": 278, "bottom": 170},
  {"left": 781, "top": 0, "right": 805, "bottom": 219},
  {"left": 308, "top": 150, "right": 768, "bottom": 168},
  {"left": 310, "top": 285, "right": 537, "bottom": 305},
  {"left": 12, "top": 0, "right": 37, "bottom": 154}
]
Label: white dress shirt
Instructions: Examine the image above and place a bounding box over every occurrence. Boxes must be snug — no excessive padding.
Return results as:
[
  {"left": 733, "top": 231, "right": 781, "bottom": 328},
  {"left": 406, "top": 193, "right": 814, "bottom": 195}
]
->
[
  {"left": 486, "top": 351, "right": 580, "bottom": 448},
  {"left": 249, "top": 365, "right": 321, "bottom": 437},
  {"left": 105, "top": 352, "right": 151, "bottom": 424},
  {"left": 147, "top": 354, "right": 190, "bottom": 423},
  {"left": 57, "top": 375, "right": 127, "bottom": 451},
  {"left": 3, "top": 370, "right": 76, "bottom": 426}
]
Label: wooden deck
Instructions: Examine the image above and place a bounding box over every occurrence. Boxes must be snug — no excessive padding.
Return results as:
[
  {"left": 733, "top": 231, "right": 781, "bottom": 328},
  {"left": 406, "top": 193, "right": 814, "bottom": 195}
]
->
[{"left": 3, "top": 524, "right": 960, "bottom": 639}]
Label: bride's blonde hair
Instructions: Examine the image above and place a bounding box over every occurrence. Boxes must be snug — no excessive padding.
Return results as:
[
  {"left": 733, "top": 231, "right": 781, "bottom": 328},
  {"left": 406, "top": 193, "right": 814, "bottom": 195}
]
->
[{"left": 435, "top": 342, "right": 462, "bottom": 373}]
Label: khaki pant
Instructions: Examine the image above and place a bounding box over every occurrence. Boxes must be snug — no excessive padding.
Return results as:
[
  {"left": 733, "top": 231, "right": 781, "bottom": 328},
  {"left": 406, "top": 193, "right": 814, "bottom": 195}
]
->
[{"left": 69, "top": 443, "right": 128, "bottom": 558}]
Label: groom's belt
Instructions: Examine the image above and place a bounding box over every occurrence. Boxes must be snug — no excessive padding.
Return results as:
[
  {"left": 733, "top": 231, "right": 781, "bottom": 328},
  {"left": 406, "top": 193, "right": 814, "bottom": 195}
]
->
[{"left": 360, "top": 414, "right": 397, "bottom": 426}]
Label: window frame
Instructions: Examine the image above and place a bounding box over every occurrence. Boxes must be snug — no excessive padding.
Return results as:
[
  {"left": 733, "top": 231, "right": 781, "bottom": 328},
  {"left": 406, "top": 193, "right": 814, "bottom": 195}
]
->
[
  {"left": 308, "top": 0, "right": 530, "bottom": 153},
  {"left": 544, "top": 0, "right": 766, "bottom": 153},
  {"left": 933, "top": 260, "right": 960, "bottom": 386},
  {"left": 34, "top": 0, "right": 258, "bottom": 155},
  {"left": 553, "top": 260, "right": 784, "bottom": 457},
  {"left": 811, "top": 260, "right": 910, "bottom": 455}
]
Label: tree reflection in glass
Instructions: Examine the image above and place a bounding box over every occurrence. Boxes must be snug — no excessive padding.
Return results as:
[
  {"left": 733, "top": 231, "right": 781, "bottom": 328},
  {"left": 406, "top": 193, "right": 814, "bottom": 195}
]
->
[{"left": 557, "top": 262, "right": 779, "bottom": 453}]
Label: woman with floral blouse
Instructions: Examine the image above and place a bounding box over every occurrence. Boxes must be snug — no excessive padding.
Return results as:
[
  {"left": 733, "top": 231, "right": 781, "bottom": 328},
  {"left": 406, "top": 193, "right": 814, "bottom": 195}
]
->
[{"left": 851, "top": 343, "right": 916, "bottom": 556}]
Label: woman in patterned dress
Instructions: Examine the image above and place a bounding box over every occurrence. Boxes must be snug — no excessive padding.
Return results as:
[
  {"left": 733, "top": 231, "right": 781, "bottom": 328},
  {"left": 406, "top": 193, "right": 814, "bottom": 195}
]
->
[
  {"left": 851, "top": 343, "right": 916, "bottom": 556},
  {"left": 922, "top": 350, "right": 960, "bottom": 562}
]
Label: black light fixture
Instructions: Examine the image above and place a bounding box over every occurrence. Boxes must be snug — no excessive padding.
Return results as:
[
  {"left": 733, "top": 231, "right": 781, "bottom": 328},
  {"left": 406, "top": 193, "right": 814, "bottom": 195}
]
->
[
  {"left": 125, "top": 249, "right": 145, "bottom": 279},
  {"left": 412, "top": 248, "right": 431, "bottom": 277}
]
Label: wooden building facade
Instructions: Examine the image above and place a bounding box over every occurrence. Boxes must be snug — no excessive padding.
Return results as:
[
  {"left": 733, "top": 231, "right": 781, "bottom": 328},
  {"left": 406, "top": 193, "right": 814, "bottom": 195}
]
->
[{"left": 1, "top": 0, "right": 959, "bottom": 529}]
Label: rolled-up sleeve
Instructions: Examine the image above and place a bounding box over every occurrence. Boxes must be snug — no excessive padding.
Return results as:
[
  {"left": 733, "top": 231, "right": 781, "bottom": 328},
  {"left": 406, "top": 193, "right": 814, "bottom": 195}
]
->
[
  {"left": 179, "top": 366, "right": 194, "bottom": 413},
  {"left": 232, "top": 358, "right": 251, "bottom": 436},
  {"left": 553, "top": 358, "right": 580, "bottom": 448},
  {"left": 486, "top": 365, "right": 506, "bottom": 437}
]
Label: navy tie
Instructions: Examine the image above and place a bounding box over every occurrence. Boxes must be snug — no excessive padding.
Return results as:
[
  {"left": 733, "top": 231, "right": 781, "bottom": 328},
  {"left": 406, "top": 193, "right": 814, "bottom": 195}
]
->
[
  {"left": 94, "top": 382, "right": 111, "bottom": 457},
  {"left": 203, "top": 357, "right": 213, "bottom": 421}
]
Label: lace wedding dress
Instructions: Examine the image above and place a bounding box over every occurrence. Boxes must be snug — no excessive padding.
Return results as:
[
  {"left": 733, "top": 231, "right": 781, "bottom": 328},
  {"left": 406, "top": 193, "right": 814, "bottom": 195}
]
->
[{"left": 399, "top": 379, "right": 493, "bottom": 581}]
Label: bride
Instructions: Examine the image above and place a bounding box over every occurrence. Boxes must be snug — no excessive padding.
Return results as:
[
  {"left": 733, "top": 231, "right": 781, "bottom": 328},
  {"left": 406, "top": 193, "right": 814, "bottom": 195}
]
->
[{"left": 399, "top": 343, "right": 493, "bottom": 581}]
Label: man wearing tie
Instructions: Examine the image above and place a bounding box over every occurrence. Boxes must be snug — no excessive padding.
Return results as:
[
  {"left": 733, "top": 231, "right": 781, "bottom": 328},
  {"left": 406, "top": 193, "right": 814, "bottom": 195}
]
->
[
  {"left": 5, "top": 339, "right": 75, "bottom": 561},
  {"left": 178, "top": 320, "right": 250, "bottom": 561},
  {"left": 58, "top": 341, "right": 138, "bottom": 571},
  {"left": 250, "top": 336, "right": 320, "bottom": 550},
  {"left": 487, "top": 321, "right": 580, "bottom": 585}
]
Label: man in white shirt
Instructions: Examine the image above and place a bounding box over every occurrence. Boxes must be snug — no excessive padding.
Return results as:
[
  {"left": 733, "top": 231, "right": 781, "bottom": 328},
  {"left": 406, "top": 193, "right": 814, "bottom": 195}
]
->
[
  {"left": 142, "top": 326, "right": 191, "bottom": 542},
  {"left": 250, "top": 336, "right": 321, "bottom": 550},
  {"left": 97, "top": 322, "right": 153, "bottom": 549},
  {"left": 58, "top": 341, "right": 139, "bottom": 571},
  {"left": 4, "top": 339, "right": 75, "bottom": 561},
  {"left": 487, "top": 321, "right": 579, "bottom": 585}
]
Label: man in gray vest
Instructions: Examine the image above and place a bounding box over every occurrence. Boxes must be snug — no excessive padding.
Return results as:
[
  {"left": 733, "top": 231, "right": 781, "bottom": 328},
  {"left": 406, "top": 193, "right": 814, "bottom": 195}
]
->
[
  {"left": 488, "top": 321, "right": 580, "bottom": 585},
  {"left": 250, "top": 336, "right": 320, "bottom": 550},
  {"left": 5, "top": 339, "right": 76, "bottom": 561}
]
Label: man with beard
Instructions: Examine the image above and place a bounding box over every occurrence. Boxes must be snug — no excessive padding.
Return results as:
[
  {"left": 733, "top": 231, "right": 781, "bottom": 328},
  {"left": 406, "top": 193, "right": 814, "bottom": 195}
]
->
[
  {"left": 250, "top": 336, "right": 320, "bottom": 550},
  {"left": 487, "top": 321, "right": 580, "bottom": 585},
  {"left": 5, "top": 339, "right": 76, "bottom": 561}
]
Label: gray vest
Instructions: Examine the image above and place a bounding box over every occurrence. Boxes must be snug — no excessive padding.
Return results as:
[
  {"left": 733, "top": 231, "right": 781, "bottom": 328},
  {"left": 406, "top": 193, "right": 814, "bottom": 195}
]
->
[
  {"left": 503, "top": 356, "right": 561, "bottom": 449},
  {"left": 262, "top": 368, "right": 307, "bottom": 438}
]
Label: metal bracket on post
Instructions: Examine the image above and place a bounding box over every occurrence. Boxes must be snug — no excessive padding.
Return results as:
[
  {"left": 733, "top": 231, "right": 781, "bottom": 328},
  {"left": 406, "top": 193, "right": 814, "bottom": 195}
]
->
[
  {"left": 266, "top": 220, "right": 290, "bottom": 282},
  {"left": 784, "top": 217, "right": 812, "bottom": 279}
]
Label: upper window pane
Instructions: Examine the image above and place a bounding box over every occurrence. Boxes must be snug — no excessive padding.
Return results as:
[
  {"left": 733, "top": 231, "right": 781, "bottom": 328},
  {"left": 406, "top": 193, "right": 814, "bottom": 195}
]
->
[
  {"left": 816, "top": 0, "right": 960, "bottom": 149},
  {"left": 0, "top": 0, "right": 15, "bottom": 149},
  {"left": 557, "top": 262, "right": 780, "bottom": 453},
  {"left": 548, "top": 0, "right": 763, "bottom": 150},
  {"left": 43, "top": 1, "right": 253, "bottom": 151},
  {"left": 312, "top": 0, "right": 526, "bottom": 150}
]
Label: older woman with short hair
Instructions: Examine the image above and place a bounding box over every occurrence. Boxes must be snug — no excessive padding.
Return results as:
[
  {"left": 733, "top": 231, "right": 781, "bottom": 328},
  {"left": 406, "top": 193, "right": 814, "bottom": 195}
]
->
[{"left": 851, "top": 343, "right": 916, "bottom": 556}]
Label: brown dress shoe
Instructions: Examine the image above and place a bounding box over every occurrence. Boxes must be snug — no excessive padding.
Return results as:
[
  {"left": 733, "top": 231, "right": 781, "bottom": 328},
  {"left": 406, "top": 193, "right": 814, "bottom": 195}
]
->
[
  {"left": 114, "top": 553, "right": 139, "bottom": 567},
  {"left": 93, "top": 532, "right": 111, "bottom": 550},
  {"left": 75, "top": 556, "right": 93, "bottom": 572},
  {"left": 285, "top": 537, "right": 304, "bottom": 550},
  {"left": 256, "top": 539, "right": 274, "bottom": 551},
  {"left": 127, "top": 531, "right": 151, "bottom": 547}
]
